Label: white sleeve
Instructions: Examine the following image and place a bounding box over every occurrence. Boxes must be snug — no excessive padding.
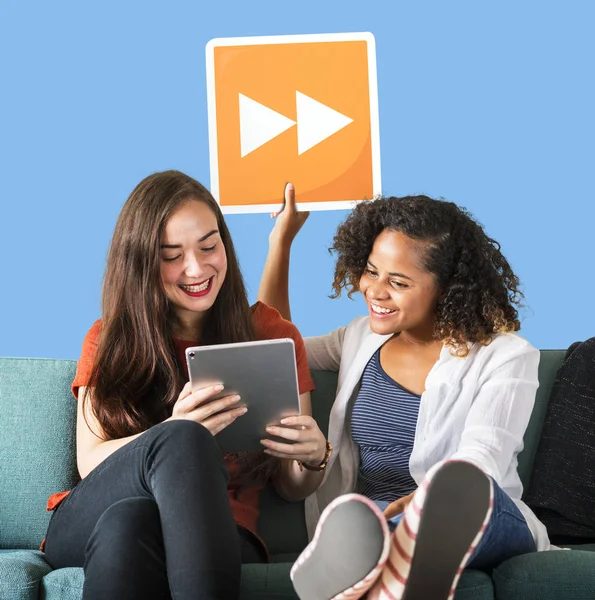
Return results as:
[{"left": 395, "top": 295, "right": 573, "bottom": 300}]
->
[
  {"left": 450, "top": 344, "right": 540, "bottom": 485},
  {"left": 304, "top": 326, "right": 347, "bottom": 371}
]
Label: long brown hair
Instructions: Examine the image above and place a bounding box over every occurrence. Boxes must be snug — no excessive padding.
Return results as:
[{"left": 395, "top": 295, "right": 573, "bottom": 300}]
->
[
  {"left": 87, "top": 171, "right": 279, "bottom": 485},
  {"left": 87, "top": 170, "right": 255, "bottom": 437}
]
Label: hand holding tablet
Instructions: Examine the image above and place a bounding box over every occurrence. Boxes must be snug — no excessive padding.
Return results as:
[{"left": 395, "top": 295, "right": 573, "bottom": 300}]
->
[
  {"left": 171, "top": 380, "right": 248, "bottom": 436},
  {"left": 185, "top": 339, "right": 302, "bottom": 452}
]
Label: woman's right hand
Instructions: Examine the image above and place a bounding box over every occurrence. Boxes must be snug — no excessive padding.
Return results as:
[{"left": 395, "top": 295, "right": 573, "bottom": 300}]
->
[
  {"left": 269, "top": 182, "right": 310, "bottom": 248},
  {"left": 169, "top": 382, "right": 247, "bottom": 436}
]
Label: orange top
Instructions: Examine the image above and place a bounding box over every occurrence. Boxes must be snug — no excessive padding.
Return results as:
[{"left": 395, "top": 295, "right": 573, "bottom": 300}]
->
[{"left": 46, "top": 302, "right": 315, "bottom": 555}]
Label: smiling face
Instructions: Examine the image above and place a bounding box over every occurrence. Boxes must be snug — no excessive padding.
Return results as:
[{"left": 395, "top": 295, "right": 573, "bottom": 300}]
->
[
  {"left": 160, "top": 199, "right": 227, "bottom": 336},
  {"left": 359, "top": 229, "right": 441, "bottom": 339}
]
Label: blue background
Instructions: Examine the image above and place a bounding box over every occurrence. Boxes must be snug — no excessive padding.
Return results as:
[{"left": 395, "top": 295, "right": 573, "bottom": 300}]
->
[{"left": 1, "top": 1, "right": 593, "bottom": 359}]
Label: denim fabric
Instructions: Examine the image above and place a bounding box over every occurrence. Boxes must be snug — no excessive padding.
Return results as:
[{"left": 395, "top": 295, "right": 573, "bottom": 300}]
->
[
  {"left": 466, "top": 479, "right": 536, "bottom": 570},
  {"left": 374, "top": 500, "right": 404, "bottom": 531},
  {"left": 376, "top": 478, "right": 536, "bottom": 570}
]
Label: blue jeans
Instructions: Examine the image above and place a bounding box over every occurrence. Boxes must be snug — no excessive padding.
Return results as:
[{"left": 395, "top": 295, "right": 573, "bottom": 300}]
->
[
  {"left": 374, "top": 501, "right": 405, "bottom": 530},
  {"left": 375, "top": 478, "right": 536, "bottom": 571}
]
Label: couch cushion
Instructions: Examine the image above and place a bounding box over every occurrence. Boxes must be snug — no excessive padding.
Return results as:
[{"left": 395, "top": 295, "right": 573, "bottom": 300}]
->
[
  {"left": 517, "top": 350, "right": 565, "bottom": 491},
  {"left": 455, "top": 569, "right": 494, "bottom": 600},
  {"left": 0, "top": 358, "right": 79, "bottom": 550},
  {"left": 40, "top": 564, "right": 301, "bottom": 600},
  {"left": 39, "top": 564, "right": 492, "bottom": 600},
  {"left": 240, "top": 563, "right": 299, "bottom": 600},
  {"left": 40, "top": 567, "right": 82, "bottom": 600},
  {"left": 566, "top": 544, "right": 595, "bottom": 551},
  {"left": 492, "top": 549, "right": 595, "bottom": 600},
  {"left": 308, "top": 370, "right": 337, "bottom": 439},
  {"left": 0, "top": 549, "right": 51, "bottom": 600},
  {"left": 256, "top": 370, "right": 338, "bottom": 558},
  {"left": 258, "top": 485, "right": 307, "bottom": 560}
]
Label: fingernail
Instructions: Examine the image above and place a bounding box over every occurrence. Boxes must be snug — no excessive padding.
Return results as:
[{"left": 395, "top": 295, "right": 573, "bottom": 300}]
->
[
  {"left": 286, "top": 182, "right": 294, "bottom": 192},
  {"left": 231, "top": 395, "right": 241, "bottom": 402},
  {"left": 266, "top": 426, "right": 275, "bottom": 432},
  {"left": 263, "top": 449, "right": 271, "bottom": 454},
  {"left": 214, "top": 384, "right": 224, "bottom": 391},
  {"left": 239, "top": 407, "right": 247, "bottom": 414},
  {"left": 280, "top": 418, "right": 289, "bottom": 425}
]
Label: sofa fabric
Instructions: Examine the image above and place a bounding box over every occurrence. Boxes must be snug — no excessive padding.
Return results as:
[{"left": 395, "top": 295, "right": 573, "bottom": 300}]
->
[
  {"left": 516, "top": 350, "right": 565, "bottom": 489},
  {"left": 525, "top": 338, "right": 595, "bottom": 542},
  {"left": 492, "top": 549, "right": 595, "bottom": 600},
  {"left": 0, "top": 359, "right": 78, "bottom": 550},
  {"left": 0, "top": 550, "right": 51, "bottom": 600},
  {"left": 2, "top": 352, "right": 595, "bottom": 600},
  {"left": 33, "top": 563, "right": 496, "bottom": 600}
]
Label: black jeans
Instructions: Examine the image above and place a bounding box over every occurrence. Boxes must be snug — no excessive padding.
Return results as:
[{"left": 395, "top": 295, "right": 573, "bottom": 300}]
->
[{"left": 44, "top": 420, "right": 266, "bottom": 600}]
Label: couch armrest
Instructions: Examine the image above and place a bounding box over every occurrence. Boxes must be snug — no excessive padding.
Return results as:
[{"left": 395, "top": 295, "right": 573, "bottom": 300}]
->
[{"left": 0, "top": 549, "right": 52, "bottom": 600}]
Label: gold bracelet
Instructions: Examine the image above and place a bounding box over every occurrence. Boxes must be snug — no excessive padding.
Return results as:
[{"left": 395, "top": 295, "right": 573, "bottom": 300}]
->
[{"left": 297, "top": 440, "right": 333, "bottom": 472}]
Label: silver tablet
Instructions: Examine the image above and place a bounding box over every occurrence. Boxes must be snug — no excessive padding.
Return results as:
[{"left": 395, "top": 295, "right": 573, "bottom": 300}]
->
[{"left": 185, "top": 338, "right": 301, "bottom": 452}]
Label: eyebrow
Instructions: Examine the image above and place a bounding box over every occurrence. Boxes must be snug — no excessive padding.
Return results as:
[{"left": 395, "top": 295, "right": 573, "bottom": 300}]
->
[
  {"left": 160, "top": 229, "right": 219, "bottom": 249},
  {"left": 367, "top": 260, "right": 414, "bottom": 281}
]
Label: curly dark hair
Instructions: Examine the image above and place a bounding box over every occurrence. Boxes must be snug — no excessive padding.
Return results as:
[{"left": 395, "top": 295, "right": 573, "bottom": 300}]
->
[{"left": 330, "top": 195, "right": 523, "bottom": 356}]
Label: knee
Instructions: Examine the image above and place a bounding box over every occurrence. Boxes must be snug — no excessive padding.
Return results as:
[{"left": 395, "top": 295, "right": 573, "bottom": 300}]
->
[
  {"left": 84, "top": 498, "right": 167, "bottom": 592},
  {"left": 91, "top": 497, "right": 160, "bottom": 544},
  {"left": 149, "top": 419, "right": 218, "bottom": 454},
  {"left": 85, "top": 498, "right": 163, "bottom": 572}
]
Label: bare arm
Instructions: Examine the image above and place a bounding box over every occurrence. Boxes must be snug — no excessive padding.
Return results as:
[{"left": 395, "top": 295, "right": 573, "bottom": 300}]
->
[
  {"left": 76, "top": 387, "right": 142, "bottom": 478},
  {"left": 257, "top": 183, "right": 309, "bottom": 322},
  {"left": 76, "top": 382, "right": 248, "bottom": 479},
  {"left": 258, "top": 240, "right": 293, "bottom": 321}
]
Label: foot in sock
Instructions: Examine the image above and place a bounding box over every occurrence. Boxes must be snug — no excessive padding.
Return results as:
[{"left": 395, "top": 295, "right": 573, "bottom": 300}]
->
[
  {"left": 367, "top": 460, "right": 493, "bottom": 600},
  {"left": 291, "top": 493, "right": 390, "bottom": 600}
]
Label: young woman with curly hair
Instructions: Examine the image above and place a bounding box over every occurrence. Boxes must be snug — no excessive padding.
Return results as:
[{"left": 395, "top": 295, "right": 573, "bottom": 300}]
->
[
  {"left": 258, "top": 184, "right": 551, "bottom": 600},
  {"left": 43, "top": 172, "right": 329, "bottom": 600}
]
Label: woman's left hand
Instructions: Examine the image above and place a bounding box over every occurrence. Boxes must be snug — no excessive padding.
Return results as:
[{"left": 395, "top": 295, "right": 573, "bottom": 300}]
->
[
  {"left": 261, "top": 415, "right": 327, "bottom": 466},
  {"left": 384, "top": 491, "right": 416, "bottom": 519}
]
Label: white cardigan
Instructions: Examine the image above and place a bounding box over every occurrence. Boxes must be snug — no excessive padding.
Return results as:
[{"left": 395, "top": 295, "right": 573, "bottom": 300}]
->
[{"left": 304, "top": 316, "right": 551, "bottom": 551}]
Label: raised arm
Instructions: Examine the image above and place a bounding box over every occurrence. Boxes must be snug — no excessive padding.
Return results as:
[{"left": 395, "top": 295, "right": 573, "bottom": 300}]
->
[{"left": 257, "top": 183, "right": 309, "bottom": 322}]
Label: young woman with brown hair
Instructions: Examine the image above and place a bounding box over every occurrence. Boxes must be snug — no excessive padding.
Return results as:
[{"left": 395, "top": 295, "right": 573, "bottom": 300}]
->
[
  {"left": 43, "top": 171, "right": 329, "bottom": 600},
  {"left": 259, "top": 184, "right": 551, "bottom": 600}
]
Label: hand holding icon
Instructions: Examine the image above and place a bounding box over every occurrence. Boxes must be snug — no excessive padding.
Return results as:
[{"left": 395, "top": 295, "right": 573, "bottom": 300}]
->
[{"left": 269, "top": 183, "right": 310, "bottom": 248}]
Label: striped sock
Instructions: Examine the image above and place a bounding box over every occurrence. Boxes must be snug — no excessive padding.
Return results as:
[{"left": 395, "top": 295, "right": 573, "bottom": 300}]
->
[
  {"left": 291, "top": 494, "right": 391, "bottom": 600},
  {"left": 367, "top": 460, "right": 494, "bottom": 600}
]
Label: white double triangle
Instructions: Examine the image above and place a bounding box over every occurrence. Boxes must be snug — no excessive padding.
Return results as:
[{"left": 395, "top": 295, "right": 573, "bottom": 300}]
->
[{"left": 239, "top": 91, "right": 354, "bottom": 158}]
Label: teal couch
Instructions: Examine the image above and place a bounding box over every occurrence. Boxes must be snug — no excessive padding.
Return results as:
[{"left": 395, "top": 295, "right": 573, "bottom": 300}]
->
[{"left": 1, "top": 351, "right": 595, "bottom": 600}]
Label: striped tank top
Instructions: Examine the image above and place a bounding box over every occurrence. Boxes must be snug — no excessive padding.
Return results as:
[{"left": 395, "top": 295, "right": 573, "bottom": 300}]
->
[{"left": 351, "top": 348, "right": 421, "bottom": 502}]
